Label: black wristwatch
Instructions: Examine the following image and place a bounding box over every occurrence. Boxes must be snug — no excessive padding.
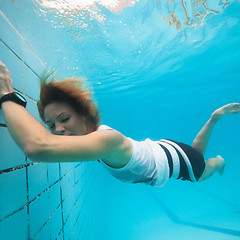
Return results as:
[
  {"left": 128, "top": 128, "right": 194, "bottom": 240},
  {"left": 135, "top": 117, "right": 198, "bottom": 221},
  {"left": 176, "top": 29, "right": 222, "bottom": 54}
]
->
[{"left": 0, "top": 92, "right": 27, "bottom": 109}]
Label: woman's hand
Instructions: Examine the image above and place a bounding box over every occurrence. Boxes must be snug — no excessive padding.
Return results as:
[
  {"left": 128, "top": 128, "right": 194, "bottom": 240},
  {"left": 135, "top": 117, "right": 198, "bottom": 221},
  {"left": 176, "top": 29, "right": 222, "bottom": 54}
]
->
[{"left": 0, "top": 60, "right": 14, "bottom": 98}]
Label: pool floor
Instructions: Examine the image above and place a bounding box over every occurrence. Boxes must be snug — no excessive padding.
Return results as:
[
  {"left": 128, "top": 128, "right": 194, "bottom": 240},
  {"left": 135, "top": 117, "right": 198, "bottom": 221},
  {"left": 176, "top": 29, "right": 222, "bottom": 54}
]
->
[{"left": 101, "top": 176, "right": 240, "bottom": 240}]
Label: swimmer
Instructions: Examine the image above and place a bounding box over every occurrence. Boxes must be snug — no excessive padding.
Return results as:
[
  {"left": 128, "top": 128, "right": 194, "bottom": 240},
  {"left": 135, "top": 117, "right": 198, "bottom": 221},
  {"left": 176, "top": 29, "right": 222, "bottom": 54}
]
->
[{"left": 0, "top": 60, "right": 239, "bottom": 186}]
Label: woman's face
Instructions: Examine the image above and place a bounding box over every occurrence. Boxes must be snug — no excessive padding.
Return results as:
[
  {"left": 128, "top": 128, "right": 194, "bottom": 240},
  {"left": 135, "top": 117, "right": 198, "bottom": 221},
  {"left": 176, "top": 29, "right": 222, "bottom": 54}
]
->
[{"left": 44, "top": 102, "right": 88, "bottom": 136}]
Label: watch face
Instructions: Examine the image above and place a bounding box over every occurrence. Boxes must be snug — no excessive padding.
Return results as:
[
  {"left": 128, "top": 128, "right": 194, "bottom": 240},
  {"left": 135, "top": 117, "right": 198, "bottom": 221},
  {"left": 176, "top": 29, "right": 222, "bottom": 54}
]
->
[
  {"left": 0, "top": 92, "right": 27, "bottom": 108},
  {"left": 15, "top": 92, "right": 27, "bottom": 102}
]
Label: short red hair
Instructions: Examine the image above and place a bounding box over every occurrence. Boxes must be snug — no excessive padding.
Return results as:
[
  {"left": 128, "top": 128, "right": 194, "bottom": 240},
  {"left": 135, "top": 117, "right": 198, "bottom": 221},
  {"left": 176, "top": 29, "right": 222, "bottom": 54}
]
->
[{"left": 37, "top": 76, "right": 100, "bottom": 130}]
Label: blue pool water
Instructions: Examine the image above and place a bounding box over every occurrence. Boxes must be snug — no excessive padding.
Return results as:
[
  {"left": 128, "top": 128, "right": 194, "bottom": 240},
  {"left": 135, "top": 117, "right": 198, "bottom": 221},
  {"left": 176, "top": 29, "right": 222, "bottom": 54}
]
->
[{"left": 0, "top": 0, "right": 240, "bottom": 239}]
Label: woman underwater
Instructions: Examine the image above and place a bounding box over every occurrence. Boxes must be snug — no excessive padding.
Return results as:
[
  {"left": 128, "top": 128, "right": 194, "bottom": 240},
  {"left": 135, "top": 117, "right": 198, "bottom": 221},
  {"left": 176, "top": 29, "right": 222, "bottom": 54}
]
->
[{"left": 0, "top": 60, "right": 239, "bottom": 187}]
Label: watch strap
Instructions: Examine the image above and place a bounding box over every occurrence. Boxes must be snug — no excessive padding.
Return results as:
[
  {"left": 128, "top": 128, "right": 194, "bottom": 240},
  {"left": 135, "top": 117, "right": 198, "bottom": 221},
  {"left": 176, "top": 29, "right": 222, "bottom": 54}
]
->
[{"left": 0, "top": 92, "right": 27, "bottom": 109}]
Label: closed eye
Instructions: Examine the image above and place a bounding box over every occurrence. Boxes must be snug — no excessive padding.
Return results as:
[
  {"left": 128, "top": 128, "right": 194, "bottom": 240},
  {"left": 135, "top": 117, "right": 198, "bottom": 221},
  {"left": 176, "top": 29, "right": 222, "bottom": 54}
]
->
[{"left": 61, "top": 117, "right": 70, "bottom": 123}]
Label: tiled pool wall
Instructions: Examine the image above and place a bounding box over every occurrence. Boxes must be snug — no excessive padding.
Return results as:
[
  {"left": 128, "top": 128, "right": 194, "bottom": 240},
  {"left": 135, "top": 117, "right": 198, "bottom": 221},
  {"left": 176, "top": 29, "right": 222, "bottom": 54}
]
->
[{"left": 0, "top": 10, "right": 105, "bottom": 240}]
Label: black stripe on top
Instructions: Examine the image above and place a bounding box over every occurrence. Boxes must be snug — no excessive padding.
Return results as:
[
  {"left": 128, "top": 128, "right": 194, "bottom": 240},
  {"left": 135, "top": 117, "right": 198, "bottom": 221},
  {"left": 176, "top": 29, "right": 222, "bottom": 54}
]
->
[
  {"left": 166, "top": 140, "right": 205, "bottom": 181},
  {"left": 159, "top": 140, "right": 191, "bottom": 181},
  {"left": 160, "top": 139, "right": 205, "bottom": 181},
  {"left": 175, "top": 148, "right": 191, "bottom": 181},
  {"left": 158, "top": 143, "right": 173, "bottom": 178},
  {"left": 160, "top": 139, "right": 192, "bottom": 182}
]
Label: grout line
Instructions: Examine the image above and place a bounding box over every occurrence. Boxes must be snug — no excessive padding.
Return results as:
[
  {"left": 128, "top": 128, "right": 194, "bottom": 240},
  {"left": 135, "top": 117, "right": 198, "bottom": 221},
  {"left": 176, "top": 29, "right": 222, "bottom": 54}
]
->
[
  {"left": 76, "top": 167, "right": 96, "bottom": 239},
  {"left": 34, "top": 202, "right": 62, "bottom": 239},
  {"left": 61, "top": 164, "right": 92, "bottom": 205},
  {"left": 0, "top": 11, "right": 102, "bottom": 239},
  {"left": 80, "top": 195, "right": 94, "bottom": 239},
  {"left": 77, "top": 182, "right": 95, "bottom": 239},
  {"left": 85, "top": 170, "right": 98, "bottom": 240},
  {"left": 35, "top": 166, "right": 87, "bottom": 240},
  {"left": 57, "top": 166, "right": 94, "bottom": 239},
  {"left": 34, "top": 167, "right": 84, "bottom": 239},
  {"left": 81, "top": 179, "right": 96, "bottom": 239},
  {"left": 0, "top": 162, "right": 39, "bottom": 175},
  {"left": 0, "top": 180, "right": 50, "bottom": 223},
  {"left": 30, "top": 164, "right": 86, "bottom": 239},
  {"left": 69, "top": 200, "right": 82, "bottom": 239},
  {"left": 63, "top": 165, "right": 93, "bottom": 240},
  {"left": 0, "top": 39, "right": 38, "bottom": 103},
  {"left": 0, "top": 39, "right": 40, "bottom": 80},
  {"left": 84, "top": 191, "right": 98, "bottom": 240},
  {"left": 0, "top": 10, "right": 47, "bottom": 70},
  {"left": 69, "top": 179, "right": 88, "bottom": 240},
  {"left": 77, "top": 178, "right": 95, "bottom": 240},
  {"left": 25, "top": 157, "right": 31, "bottom": 240},
  {"left": 0, "top": 161, "right": 80, "bottom": 176},
  {"left": 58, "top": 163, "right": 65, "bottom": 240},
  {"left": 22, "top": 39, "right": 25, "bottom": 96},
  {"left": 46, "top": 163, "right": 52, "bottom": 240},
  {"left": 88, "top": 167, "right": 99, "bottom": 239},
  {"left": 0, "top": 163, "right": 82, "bottom": 223},
  {"left": 62, "top": 186, "right": 83, "bottom": 231}
]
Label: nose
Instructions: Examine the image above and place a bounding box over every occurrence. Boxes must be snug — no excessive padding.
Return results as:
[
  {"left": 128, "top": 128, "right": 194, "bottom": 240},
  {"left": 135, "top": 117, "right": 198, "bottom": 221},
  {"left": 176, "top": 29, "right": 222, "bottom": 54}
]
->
[{"left": 55, "top": 123, "right": 65, "bottom": 135}]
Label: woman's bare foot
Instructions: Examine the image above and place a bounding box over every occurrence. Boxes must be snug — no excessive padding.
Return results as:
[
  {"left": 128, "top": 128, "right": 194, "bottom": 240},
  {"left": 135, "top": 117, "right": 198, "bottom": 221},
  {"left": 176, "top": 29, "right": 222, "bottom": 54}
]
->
[
  {"left": 212, "top": 103, "right": 240, "bottom": 119},
  {"left": 206, "top": 155, "right": 225, "bottom": 176},
  {"left": 215, "top": 155, "right": 225, "bottom": 175},
  {"left": 198, "top": 155, "right": 225, "bottom": 181}
]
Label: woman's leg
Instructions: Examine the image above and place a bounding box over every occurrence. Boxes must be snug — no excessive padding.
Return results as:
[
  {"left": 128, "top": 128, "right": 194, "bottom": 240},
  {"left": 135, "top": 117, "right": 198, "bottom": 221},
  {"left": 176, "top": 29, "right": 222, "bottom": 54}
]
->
[
  {"left": 192, "top": 103, "right": 240, "bottom": 181},
  {"left": 198, "top": 156, "right": 225, "bottom": 181}
]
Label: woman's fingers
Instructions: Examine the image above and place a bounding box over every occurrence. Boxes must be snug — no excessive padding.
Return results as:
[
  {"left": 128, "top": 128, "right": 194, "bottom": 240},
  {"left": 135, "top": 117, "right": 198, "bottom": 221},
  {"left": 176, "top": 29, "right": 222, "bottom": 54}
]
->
[{"left": 0, "top": 60, "right": 14, "bottom": 98}]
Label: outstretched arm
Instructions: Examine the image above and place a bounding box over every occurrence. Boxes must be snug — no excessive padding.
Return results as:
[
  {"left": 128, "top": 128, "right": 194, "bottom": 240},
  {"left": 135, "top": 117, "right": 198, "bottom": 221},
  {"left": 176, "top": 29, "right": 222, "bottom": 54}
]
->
[{"left": 192, "top": 103, "right": 240, "bottom": 155}]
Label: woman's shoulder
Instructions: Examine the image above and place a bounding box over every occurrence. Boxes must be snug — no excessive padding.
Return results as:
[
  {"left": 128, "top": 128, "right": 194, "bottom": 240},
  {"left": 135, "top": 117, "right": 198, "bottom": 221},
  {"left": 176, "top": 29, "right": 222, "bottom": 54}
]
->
[
  {"left": 95, "top": 125, "right": 128, "bottom": 147},
  {"left": 93, "top": 125, "right": 133, "bottom": 168},
  {"left": 97, "top": 125, "right": 113, "bottom": 131}
]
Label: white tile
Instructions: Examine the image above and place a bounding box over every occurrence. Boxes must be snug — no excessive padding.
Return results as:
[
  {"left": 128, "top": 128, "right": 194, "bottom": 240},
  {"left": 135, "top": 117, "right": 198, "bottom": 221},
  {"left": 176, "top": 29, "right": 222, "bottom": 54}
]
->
[
  {"left": 0, "top": 42, "right": 24, "bottom": 93},
  {"left": 0, "top": 208, "right": 28, "bottom": 240},
  {"left": 29, "top": 192, "right": 49, "bottom": 238},
  {"left": 0, "top": 127, "right": 26, "bottom": 171},
  {"left": 0, "top": 12, "right": 24, "bottom": 62},
  {"left": 0, "top": 168, "right": 27, "bottom": 220},
  {"left": 28, "top": 162, "right": 48, "bottom": 201},
  {"left": 48, "top": 182, "right": 61, "bottom": 215},
  {"left": 48, "top": 207, "right": 63, "bottom": 240}
]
